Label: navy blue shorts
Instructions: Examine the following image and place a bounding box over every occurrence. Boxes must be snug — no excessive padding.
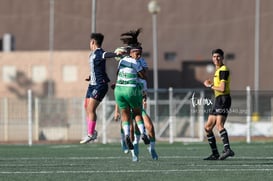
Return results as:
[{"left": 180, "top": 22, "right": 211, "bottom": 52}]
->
[
  {"left": 85, "top": 84, "right": 108, "bottom": 102},
  {"left": 209, "top": 94, "right": 231, "bottom": 117}
]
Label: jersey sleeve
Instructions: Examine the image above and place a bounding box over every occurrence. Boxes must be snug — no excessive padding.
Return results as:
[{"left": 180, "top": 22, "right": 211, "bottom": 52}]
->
[
  {"left": 103, "top": 52, "right": 118, "bottom": 59},
  {"left": 134, "top": 60, "right": 143, "bottom": 72},
  {"left": 139, "top": 58, "right": 148, "bottom": 68},
  {"left": 219, "top": 70, "right": 229, "bottom": 81}
]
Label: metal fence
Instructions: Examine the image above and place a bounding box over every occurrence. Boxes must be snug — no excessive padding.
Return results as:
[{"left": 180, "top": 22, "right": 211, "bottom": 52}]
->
[{"left": 0, "top": 87, "right": 272, "bottom": 145}]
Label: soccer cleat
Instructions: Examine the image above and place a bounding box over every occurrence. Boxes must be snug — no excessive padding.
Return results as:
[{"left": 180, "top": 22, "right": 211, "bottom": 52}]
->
[
  {"left": 148, "top": 147, "right": 158, "bottom": 160},
  {"left": 125, "top": 135, "right": 134, "bottom": 150},
  {"left": 203, "top": 153, "right": 220, "bottom": 160},
  {"left": 141, "top": 134, "right": 150, "bottom": 145},
  {"left": 219, "top": 149, "right": 235, "bottom": 160},
  {"left": 121, "top": 140, "right": 129, "bottom": 154},
  {"left": 133, "top": 143, "right": 139, "bottom": 157},
  {"left": 80, "top": 130, "right": 98, "bottom": 144}
]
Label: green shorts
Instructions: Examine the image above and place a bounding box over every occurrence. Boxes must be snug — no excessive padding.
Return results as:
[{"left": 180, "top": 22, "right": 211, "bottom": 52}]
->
[{"left": 114, "top": 85, "right": 142, "bottom": 109}]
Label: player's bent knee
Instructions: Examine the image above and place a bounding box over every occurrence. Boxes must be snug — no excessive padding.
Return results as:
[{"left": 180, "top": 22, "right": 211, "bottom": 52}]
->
[{"left": 204, "top": 127, "right": 212, "bottom": 133}]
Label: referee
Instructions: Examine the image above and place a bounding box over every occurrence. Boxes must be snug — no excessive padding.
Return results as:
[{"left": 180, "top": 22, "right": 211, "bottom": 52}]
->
[{"left": 203, "top": 49, "right": 235, "bottom": 160}]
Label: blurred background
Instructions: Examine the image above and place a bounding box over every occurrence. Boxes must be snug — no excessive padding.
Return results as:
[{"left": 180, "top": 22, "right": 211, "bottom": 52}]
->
[{"left": 0, "top": 0, "right": 272, "bottom": 144}]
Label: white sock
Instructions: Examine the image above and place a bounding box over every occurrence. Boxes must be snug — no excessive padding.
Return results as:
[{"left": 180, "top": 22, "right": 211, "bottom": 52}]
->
[
  {"left": 136, "top": 121, "right": 145, "bottom": 135},
  {"left": 133, "top": 134, "right": 140, "bottom": 145},
  {"left": 122, "top": 124, "right": 130, "bottom": 136}
]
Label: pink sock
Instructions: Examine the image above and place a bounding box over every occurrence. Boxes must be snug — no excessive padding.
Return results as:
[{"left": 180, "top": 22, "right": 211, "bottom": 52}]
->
[{"left": 87, "top": 119, "right": 96, "bottom": 135}]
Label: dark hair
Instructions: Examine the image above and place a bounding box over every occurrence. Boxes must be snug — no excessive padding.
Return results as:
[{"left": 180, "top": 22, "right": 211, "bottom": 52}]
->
[
  {"left": 212, "top": 48, "right": 224, "bottom": 57},
  {"left": 120, "top": 28, "right": 142, "bottom": 48},
  {"left": 90, "top": 33, "right": 104, "bottom": 47}
]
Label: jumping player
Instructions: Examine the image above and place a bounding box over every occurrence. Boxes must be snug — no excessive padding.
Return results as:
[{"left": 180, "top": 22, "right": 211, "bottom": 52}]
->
[
  {"left": 80, "top": 33, "right": 121, "bottom": 144},
  {"left": 115, "top": 28, "right": 158, "bottom": 161},
  {"left": 133, "top": 56, "right": 158, "bottom": 161},
  {"left": 114, "top": 45, "right": 150, "bottom": 162}
]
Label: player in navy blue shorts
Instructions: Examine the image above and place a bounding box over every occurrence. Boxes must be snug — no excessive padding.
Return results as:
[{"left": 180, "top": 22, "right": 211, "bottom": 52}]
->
[{"left": 80, "top": 33, "right": 122, "bottom": 144}]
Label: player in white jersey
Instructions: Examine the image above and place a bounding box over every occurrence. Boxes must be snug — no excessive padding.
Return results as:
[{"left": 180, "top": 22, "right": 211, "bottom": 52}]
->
[{"left": 133, "top": 57, "right": 158, "bottom": 160}]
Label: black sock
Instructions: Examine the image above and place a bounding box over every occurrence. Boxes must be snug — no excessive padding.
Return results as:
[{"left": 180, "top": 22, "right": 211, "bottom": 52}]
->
[
  {"left": 207, "top": 132, "right": 219, "bottom": 155},
  {"left": 220, "top": 128, "right": 230, "bottom": 151}
]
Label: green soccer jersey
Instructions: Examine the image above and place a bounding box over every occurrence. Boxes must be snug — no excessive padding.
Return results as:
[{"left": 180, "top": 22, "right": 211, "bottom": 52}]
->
[{"left": 114, "top": 56, "right": 143, "bottom": 109}]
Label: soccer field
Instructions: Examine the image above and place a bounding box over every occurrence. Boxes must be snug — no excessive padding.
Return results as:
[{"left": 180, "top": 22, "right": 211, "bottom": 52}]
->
[{"left": 0, "top": 142, "right": 273, "bottom": 181}]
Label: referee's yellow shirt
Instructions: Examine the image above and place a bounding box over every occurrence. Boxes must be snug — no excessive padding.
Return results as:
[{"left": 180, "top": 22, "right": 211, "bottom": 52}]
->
[{"left": 213, "top": 65, "right": 230, "bottom": 97}]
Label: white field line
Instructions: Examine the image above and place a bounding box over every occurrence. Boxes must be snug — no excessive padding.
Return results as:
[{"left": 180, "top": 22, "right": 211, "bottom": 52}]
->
[
  {"left": 1, "top": 156, "right": 273, "bottom": 160},
  {"left": 1, "top": 169, "right": 273, "bottom": 174}
]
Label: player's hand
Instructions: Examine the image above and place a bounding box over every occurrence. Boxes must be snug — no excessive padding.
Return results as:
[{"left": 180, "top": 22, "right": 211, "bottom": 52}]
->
[
  {"left": 204, "top": 79, "right": 213, "bottom": 88},
  {"left": 142, "top": 92, "right": 147, "bottom": 102},
  {"left": 114, "top": 111, "right": 120, "bottom": 122},
  {"left": 114, "top": 47, "right": 127, "bottom": 61},
  {"left": 115, "top": 47, "right": 127, "bottom": 55},
  {"left": 110, "top": 83, "right": 116, "bottom": 90},
  {"left": 142, "top": 92, "right": 147, "bottom": 109}
]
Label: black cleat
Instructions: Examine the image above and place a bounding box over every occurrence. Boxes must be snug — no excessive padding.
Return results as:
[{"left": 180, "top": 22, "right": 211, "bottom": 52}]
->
[
  {"left": 203, "top": 154, "right": 220, "bottom": 160},
  {"left": 141, "top": 134, "right": 150, "bottom": 145},
  {"left": 125, "top": 135, "right": 134, "bottom": 150},
  {"left": 219, "top": 149, "right": 235, "bottom": 160}
]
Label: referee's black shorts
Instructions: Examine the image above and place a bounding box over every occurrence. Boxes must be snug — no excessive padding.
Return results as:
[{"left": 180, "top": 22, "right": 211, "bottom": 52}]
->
[{"left": 209, "top": 94, "right": 231, "bottom": 117}]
